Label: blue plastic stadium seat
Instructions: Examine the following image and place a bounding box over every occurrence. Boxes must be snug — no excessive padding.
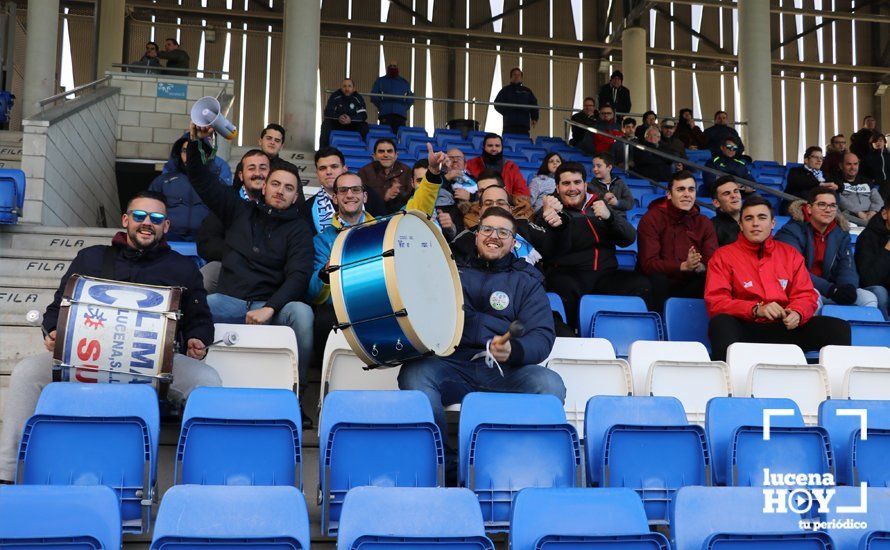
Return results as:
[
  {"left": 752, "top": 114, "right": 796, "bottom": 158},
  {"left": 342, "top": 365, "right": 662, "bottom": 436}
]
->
[
  {"left": 503, "top": 134, "right": 533, "bottom": 150},
  {"left": 344, "top": 157, "right": 370, "bottom": 171},
  {"left": 624, "top": 177, "right": 652, "bottom": 190},
  {"left": 630, "top": 187, "right": 652, "bottom": 208},
  {"left": 167, "top": 241, "right": 206, "bottom": 268},
  {"left": 672, "top": 486, "right": 833, "bottom": 550},
  {"left": 819, "top": 399, "right": 890, "bottom": 487},
  {"left": 584, "top": 396, "right": 708, "bottom": 525},
  {"left": 319, "top": 390, "right": 444, "bottom": 536},
  {"left": 846, "top": 321, "right": 890, "bottom": 347},
  {"left": 821, "top": 304, "right": 886, "bottom": 323},
  {"left": 399, "top": 126, "right": 429, "bottom": 143},
  {"left": 366, "top": 128, "right": 396, "bottom": 142},
  {"left": 616, "top": 241, "right": 638, "bottom": 271},
  {"left": 592, "top": 311, "right": 664, "bottom": 358},
  {"left": 338, "top": 144, "right": 370, "bottom": 157},
  {"left": 547, "top": 292, "right": 567, "bottom": 323},
  {"left": 0, "top": 169, "right": 26, "bottom": 225},
  {"left": 628, "top": 207, "right": 647, "bottom": 226},
  {"left": 705, "top": 397, "right": 831, "bottom": 487},
  {"left": 664, "top": 297, "right": 711, "bottom": 352},
  {"left": 685, "top": 150, "right": 711, "bottom": 166},
  {"left": 578, "top": 295, "right": 647, "bottom": 341},
  {"left": 774, "top": 215, "right": 791, "bottom": 231},
  {"left": 330, "top": 131, "right": 364, "bottom": 147},
  {"left": 640, "top": 192, "right": 663, "bottom": 208},
  {"left": 151, "top": 485, "right": 309, "bottom": 550},
  {"left": 510, "top": 488, "right": 670, "bottom": 550},
  {"left": 459, "top": 393, "right": 581, "bottom": 532},
  {"left": 175, "top": 387, "right": 302, "bottom": 488},
  {"left": 823, "top": 487, "right": 890, "bottom": 550},
  {"left": 17, "top": 383, "right": 159, "bottom": 533},
  {"left": 0, "top": 485, "right": 121, "bottom": 550},
  {"left": 337, "top": 487, "right": 494, "bottom": 550}
]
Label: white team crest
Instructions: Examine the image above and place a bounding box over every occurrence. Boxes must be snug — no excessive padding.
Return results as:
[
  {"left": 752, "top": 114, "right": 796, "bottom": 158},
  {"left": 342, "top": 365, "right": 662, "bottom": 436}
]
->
[
  {"left": 743, "top": 280, "right": 754, "bottom": 289},
  {"left": 490, "top": 291, "right": 510, "bottom": 311},
  {"left": 779, "top": 279, "right": 788, "bottom": 289}
]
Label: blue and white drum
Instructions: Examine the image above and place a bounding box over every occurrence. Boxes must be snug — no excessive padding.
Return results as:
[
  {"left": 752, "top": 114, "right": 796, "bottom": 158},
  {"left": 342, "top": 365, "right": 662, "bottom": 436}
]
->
[
  {"left": 329, "top": 210, "right": 464, "bottom": 368},
  {"left": 53, "top": 275, "right": 181, "bottom": 390}
]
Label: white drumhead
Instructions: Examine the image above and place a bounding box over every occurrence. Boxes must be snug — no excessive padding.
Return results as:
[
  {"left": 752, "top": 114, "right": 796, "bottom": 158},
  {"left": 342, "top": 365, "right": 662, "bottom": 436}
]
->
[{"left": 389, "top": 213, "right": 461, "bottom": 354}]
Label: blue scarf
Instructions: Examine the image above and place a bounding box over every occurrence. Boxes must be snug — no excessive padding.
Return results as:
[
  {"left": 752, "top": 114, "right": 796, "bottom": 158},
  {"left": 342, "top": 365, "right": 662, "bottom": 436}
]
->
[
  {"left": 805, "top": 165, "right": 825, "bottom": 182},
  {"left": 312, "top": 191, "right": 336, "bottom": 234}
]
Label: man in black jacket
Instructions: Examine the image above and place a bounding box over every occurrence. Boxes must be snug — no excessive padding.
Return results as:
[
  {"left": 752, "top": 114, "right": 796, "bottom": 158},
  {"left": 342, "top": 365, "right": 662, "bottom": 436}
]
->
[
  {"left": 158, "top": 37, "right": 190, "bottom": 76},
  {"left": 494, "top": 67, "right": 539, "bottom": 136},
  {"left": 855, "top": 195, "right": 890, "bottom": 319},
  {"left": 783, "top": 146, "right": 837, "bottom": 213},
  {"left": 0, "top": 190, "right": 221, "bottom": 483},
  {"left": 319, "top": 78, "right": 369, "bottom": 147},
  {"left": 185, "top": 126, "right": 315, "bottom": 416},
  {"left": 597, "top": 70, "right": 632, "bottom": 115},
  {"left": 710, "top": 175, "right": 743, "bottom": 246}
]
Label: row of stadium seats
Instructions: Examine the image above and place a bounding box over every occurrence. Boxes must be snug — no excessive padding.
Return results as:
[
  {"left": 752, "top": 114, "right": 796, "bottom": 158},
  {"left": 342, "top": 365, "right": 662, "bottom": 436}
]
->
[
  {"left": 8, "top": 382, "right": 890, "bottom": 535},
  {"left": 4, "top": 484, "right": 888, "bottom": 550}
]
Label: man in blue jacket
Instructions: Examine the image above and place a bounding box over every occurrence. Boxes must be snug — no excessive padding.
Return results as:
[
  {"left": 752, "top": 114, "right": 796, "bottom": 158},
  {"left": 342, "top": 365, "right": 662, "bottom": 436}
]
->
[
  {"left": 398, "top": 206, "right": 566, "bottom": 476},
  {"left": 494, "top": 67, "right": 539, "bottom": 136},
  {"left": 775, "top": 188, "right": 879, "bottom": 310},
  {"left": 371, "top": 63, "right": 414, "bottom": 133},
  {"left": 319, "top": 78, "right": 369, "bottom": 147}
]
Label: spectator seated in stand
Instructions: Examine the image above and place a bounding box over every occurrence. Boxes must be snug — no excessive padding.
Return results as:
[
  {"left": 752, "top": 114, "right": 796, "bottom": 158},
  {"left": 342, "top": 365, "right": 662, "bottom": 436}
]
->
[
  {"left": 635, "top": 111, "right": 658, "bottom": 141},
  {"left": 783, "top": 146, "right": 837, "bottom": 214},
  {"left": 150, "top": 136, "right": 223, "bottom": 242},
  {"left": 659, "top": 118, "right": 688, "bottom": 166},
  {"left": 358, "top": 138, "right": 412, "bottom": 215},
  {"left": 633, "top": 126, "right": 677, "bottom": 183},
  {"left": 319, "top": 78, "right": 369, "bottom": 148},
  {"left": 258, "top": 124, "right": 302, "bottom": 188},
  {"left": 439, "top": 147, "right": 478, "bottom": 207},
  {"left": 587, "top": 152, "right": 634, "bottom": 213},
  {"left": 834, "top": 152, "right": 884, "bottom": 224},
  {"left": 569, "top": 97, "right": 598, "bottom": 151},
  {"left": 610, "top": 117, "right": 638, "bottom": 169},
  {"left": 676, "top": 108, "right": 707, "bottom": 150},
  {"left": 590, "top": 104, "right": 622, "bottom": 155},
  {"left": 850, "top": 115, "right": 879, "bottom": 161},
  {"left": 543, "top": 162, "right": 653, "bottom": 329},
  {"left": 413, "top": 159, "right": 464, "bottom": 238},
  {"left": 862, "top": 132, "right": 890, "bottom": 189},
  {"left": 442, "top": 171, "right": 534, "bottom": 242},
  {"left": 776, "top": 188, "right": 880, "bottom": 313},
  {"left": 702, "top": 136, "right": 752, "bottom": 195},
  {"left": 638, "top": 170, "right": 718, "bottom": 307},
  {"left": 466, "top": 133, "right": 531, "bottom": 196},
  {"left": 823, "top": 134, "right": 847, "bottom": 180},
  {"left": 704, "top": 195, "right": 851, "bottom": 361},
  {"left": 702, "top": 110, "right": 745, "bottom": 157},
  {"left": 855, "top": 192, "right": 890, "bottom": 320},
  {"left": 711, "top": 176, "right": 744, "bottom": 246},
  {"left": 528, "top": 153, "right": 563, "bottom": 212}
]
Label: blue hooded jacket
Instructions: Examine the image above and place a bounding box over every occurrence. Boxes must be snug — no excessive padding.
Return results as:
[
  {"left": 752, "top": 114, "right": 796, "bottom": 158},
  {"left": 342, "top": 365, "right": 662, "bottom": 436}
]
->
[{"left": 370, "top": 74, "right": 414, "bottom": 118}]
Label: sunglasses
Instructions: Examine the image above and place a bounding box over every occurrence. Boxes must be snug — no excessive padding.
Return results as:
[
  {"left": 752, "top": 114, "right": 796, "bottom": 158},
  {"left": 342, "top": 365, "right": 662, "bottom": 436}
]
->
[
  {"left": 724, "top": 144, "right": 739, "bottom": 151},
  {"left": 128, "top": 210, "right": 167, "bottom": 224}
]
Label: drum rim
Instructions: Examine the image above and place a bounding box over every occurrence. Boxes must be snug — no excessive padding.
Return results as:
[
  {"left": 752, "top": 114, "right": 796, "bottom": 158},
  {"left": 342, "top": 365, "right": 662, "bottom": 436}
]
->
[{"left": 329, "top": 219, "right": 377, "bottom": 366}]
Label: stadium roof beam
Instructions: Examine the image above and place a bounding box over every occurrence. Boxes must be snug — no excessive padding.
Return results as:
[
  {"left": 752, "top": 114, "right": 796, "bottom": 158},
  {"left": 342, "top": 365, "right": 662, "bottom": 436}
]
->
[
  {"left": 468, "top": 0, "right": 547, "bottom": 30},
  {"left": 651, "top": 4, "right": 728, "bottom": 55},
  {"left": 388, "top": 0, "right": 433, "bottom": 26},
  {"left": 648, "top": 0, "right": 890, "bottom": 24},
  {"left": 773, "top": 0, "right": 887, "bottom": 50}
]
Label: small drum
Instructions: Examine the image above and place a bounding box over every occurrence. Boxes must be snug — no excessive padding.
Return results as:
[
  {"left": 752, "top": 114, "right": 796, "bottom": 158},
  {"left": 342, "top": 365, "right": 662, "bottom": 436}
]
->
[
  {"left": 53, "top": 275, "right": 181, "bottom": 393},
  {"left": 329, "top": 210, "right": 464, "bottom": 368}
]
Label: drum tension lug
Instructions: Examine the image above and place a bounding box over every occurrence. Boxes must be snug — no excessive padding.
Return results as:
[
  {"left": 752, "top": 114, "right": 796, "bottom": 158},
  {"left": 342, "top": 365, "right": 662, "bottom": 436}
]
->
[
  {"left": 323, "top": 264, "right": 341, "bottom": 274},
  {"left": 335, "top": 321, "right": 352, "bottom": 331},
  {"left": 394, "top": 309, "right": 407, "bottom": 317},
  {"left": 381, "top": 249, "right": 395, "bottom": 257}
]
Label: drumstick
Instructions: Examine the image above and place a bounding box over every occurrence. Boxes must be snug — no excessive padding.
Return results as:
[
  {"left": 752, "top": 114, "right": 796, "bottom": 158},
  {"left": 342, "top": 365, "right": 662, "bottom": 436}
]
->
[{"left": 491, "top": 320, "right": 526, "bottom": 347}]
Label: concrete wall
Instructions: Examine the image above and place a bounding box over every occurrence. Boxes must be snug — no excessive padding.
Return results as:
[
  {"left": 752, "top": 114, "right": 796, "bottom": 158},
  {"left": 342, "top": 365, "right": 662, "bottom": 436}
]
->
[
  {"left": 110, "top": 72, "right": 235, "bottom": 161},
  {"left": 21, "top": 87, "right": 121, "bottom": 227}
]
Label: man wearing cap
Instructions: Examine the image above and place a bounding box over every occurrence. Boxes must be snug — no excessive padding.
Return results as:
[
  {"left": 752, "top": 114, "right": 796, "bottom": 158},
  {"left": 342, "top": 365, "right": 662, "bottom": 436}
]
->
[
  {"left": 703, "top": 137, "right": 753, "bottom": 195},
  {"left": 597, "top": 71, "right": 632, "bottom": 115},
  {"left": 659, "top": 118, "right": 688, "bottom": 165},
  {"left": 370, "top": 63, "right": 414, "bottom": 134}
]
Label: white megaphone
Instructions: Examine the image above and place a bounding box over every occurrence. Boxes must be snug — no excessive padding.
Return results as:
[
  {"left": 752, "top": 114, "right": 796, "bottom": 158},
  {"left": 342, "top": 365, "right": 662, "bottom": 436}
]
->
[{"left": 190, "top": 96, "right": 238, "bottom": 141}]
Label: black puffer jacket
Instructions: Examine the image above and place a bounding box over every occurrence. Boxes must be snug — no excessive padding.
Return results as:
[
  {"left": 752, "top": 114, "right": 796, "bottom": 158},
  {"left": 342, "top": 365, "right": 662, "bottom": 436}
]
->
[
  {"left": 185, "top": 140, "right": 314, "bottom": 312},
  {"left": 855, "top": 210, "right": 890, "bottom": 289}
]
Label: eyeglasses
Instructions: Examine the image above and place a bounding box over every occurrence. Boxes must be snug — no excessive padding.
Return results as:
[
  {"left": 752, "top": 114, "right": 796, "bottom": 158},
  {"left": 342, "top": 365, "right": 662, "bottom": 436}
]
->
[
  {"left": 128, "top": 210, "right": 167, "bottom": 224},
  {"left": 812, "top": 202, "right": 838, "bottom": 211},
  {"left": 477, "top": 225, "right": 514, "bottom": 239},
  {"left": 447, "top": 155, "right": 465, "bottom": 161},
  {"left": 336, "top": 186, "right": 364, "bottom": 196},
  {"left": 481, "top": 199, "right": 510, "bottom": 208}
]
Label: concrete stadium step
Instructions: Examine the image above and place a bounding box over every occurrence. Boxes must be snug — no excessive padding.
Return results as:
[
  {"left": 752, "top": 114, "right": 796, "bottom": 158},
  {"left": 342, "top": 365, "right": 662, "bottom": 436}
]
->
[
  {"left": 0, "top": 285, "right": 55, "bottom": 325},
  {"left": 0, "top": 225, "right": 117, "bottom": 252},
  {"left": 0, "top": 326, "right": 43, "bottom": 375}
]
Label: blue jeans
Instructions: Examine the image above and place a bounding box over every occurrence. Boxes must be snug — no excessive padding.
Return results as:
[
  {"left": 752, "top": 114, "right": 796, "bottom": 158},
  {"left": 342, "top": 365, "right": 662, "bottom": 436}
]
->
[
  {"left": 207, "top": 293, "right": 313, "bottom": 394},
  {"left": 865, "top": 285, "right": 890, "bottom": 320},
  {"left": 397, "top": 355, "right": 566, "bottom": 453}
]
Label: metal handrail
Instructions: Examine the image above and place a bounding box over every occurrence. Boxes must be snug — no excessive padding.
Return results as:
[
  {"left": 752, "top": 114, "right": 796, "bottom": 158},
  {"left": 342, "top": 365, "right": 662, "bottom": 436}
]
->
[
  {"left": 38, "top": 75, "right": 112, "bottom": 106},
  {"left": 112, "top": 63, "right": 230, "bottom": 77},
  {"left": 325, "top": 88, "right": 748, "bottom": 127},
  {"left": 563, "top": 118, "right": 865, "bottom": 227}
]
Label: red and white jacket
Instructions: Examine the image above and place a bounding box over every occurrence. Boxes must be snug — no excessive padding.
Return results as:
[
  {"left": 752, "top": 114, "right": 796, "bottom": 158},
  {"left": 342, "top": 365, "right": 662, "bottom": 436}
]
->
[{"left": 704, "top": 235, "right": 819, "bottom": 324}]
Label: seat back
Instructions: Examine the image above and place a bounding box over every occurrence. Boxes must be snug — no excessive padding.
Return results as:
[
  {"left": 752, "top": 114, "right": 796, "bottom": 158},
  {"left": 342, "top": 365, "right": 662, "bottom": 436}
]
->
[
  {"left": 0, "top": 168, "right": 25, "bottom": 224},
  {"left": 849, "top": 321, "right": 890, "bottom": 347},
  {"left": 320, "top": 330, "right": 400, "bottom": 408},
  {"left": 819, "top": 345, "right": 890, "bottom": 398},
  {"left": 0, "top": 485, "right": 121, "bottom": 550},
  {"left": 628, "top": 341, "right": 711, "bottom": 396},
  {"left": 823, "top": 487, "right": 890, "bottom": 550},
  {"left": 646, "top": 360, "right": 731, "bottom": 424},
  {"left": 747, "top": 363, "right": 831, "bottom": 423},
  {"left": 204, "top": 324, "right": 298, "bottom": 390},
  {"left": 663, "top": 298, "right": 711, "bottom": 351},
  {"left": 510, "top": 488, "right": 668, "bottom": 550},
  {"left": 672, "top": 486, "right": 832, "bottom": 550},
  {"left": 151, "top": 485, "right": 310, "bottom": 550},
  {"left": 337, "top": 487, "right": 493, "bottom": 550},
  {"left": 176, "top": 387, "right": 302, "bottom": 488},
  {"left": 18, "top": 383, "right": 158, "bottom": 534},
  {"left": 819, "top": 400, "right": 890, "bottom": 486},
  {"left": 845, "top": 367, "right": 890, "bottom": 400},
  {"left": 318, "top": 391, "right": 443, "bottom": 535},
  {"left": 578, "top": 295, "right": 647, "bottom": 339},
  {"left": 546, "top": 292, "right": 567, "bottom": 323},
  {"left": 822, "top": 304, "right": 886, "bottom": 322},
  {"left": 705, "top": 397, "right": 804, "bottom": 486},
  {"left": 459, "top": 393, "right": 580, "bottom": 531},
  {"left": 726, "top": 343, "right": 806, "bottom": 399},
  {"left": 592, "top": 311, "right": 664, "bottom": 357}
]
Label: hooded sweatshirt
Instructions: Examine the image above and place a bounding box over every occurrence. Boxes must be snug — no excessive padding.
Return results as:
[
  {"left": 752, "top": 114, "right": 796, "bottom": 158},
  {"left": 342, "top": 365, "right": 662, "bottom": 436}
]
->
[
  {"left": 637, "top": 197, "right": 719, "bottom": 280},
  {"left": 854, "top": 209, "right": 890, "bottom": 289}
]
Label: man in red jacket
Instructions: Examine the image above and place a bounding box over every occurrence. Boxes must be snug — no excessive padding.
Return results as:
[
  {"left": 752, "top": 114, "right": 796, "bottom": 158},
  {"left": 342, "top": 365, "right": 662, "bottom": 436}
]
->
[
  {"left": 704, "top": 195, "right": 851, "bottom": 361},
  {"left": 638, "top": 170, "right": 718, "bottom": 308},
  {"left": 466, "top": 133, "right": 530, "bottom": 196}
]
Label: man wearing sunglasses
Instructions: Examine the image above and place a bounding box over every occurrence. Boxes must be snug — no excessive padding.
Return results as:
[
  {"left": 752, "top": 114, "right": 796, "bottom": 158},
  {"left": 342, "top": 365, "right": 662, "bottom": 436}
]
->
[
  {"left": 398, "top": 206, "right": 565, "bottom": 484},
  {"left": 0, "top": 190, "right": 222, "bottom": 484},
  {"left": 702, "top": 137, "right": 753, "bottom": 195},
  {"left": 776, "top": 188, "right": 880, "bottom": 312},
  {"left": 185, "top": 125, "right": 315, "bottom": 426}
]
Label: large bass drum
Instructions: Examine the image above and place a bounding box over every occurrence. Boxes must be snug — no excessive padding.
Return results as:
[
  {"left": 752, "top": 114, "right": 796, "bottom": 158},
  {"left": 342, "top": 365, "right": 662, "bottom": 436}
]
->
[
  {"left": 53, "top": 275, "right": 181, "bottom": 394},
  {"left": 329, "top": 210, "right": 464, "bottom": 368}
]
